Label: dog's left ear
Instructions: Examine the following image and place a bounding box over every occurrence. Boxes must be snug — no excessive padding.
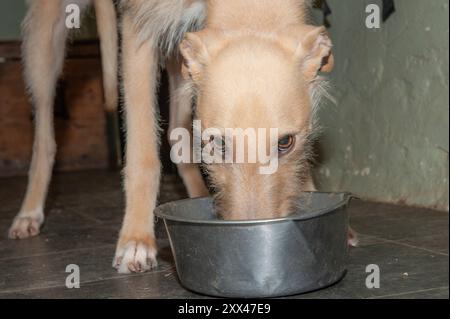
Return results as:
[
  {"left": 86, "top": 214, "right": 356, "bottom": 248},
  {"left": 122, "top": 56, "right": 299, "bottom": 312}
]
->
[
  {"left": 294, "top": 26, "right": 334, "bottom": 81},
  {"left": 180, "top": 31, "right": 210, "bottom": 82}
]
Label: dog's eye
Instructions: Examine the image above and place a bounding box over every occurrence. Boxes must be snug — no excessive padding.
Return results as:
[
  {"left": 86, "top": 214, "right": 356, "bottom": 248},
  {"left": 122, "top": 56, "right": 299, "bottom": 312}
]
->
[{"left": 278, "top": 135, "right": 295, "bottom": 155}]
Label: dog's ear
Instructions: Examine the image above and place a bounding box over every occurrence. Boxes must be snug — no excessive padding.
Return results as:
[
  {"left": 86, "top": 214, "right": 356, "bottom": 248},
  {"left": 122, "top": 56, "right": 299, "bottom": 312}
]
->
[
  {"left": 295, "top": 26, "right": 334, "bottom": 81},
  {"left": 180, "top": 31, "right": 210, "bottom": 82}
]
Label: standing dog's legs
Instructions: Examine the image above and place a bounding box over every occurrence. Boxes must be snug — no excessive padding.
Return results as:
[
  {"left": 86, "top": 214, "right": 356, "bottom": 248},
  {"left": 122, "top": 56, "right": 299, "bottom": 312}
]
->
[
  {"left": 9, "top": 1, "right": 68, "bottom": 239},
  {"left": 94, "top": 0, "right": 121, "bottom": 165},
  {"left": 113, "top": 14, "right": 160, "bottom": 273},
  {"left": 166, "top": 58, "right": 209, "bottom": 198},
  {"left": 94, "top": 0, "right": 118, "bottom": 114}
]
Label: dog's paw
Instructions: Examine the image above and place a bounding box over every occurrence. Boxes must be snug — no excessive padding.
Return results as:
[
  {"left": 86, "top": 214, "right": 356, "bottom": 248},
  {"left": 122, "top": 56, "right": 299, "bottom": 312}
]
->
[
  {"left": 9, "top": 211, "right": 44, "bottom": 239},
  {"left": 113, "top": 236, "right": 158, "bottom": 274}
]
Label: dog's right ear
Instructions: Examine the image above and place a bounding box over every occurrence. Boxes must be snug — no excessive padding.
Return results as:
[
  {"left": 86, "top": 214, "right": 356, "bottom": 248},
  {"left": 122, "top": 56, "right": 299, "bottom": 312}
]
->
[
  {"left": 288, "top": 25, "right": 334, "bottom": 81},
  {"left": 180, "top": 31, "right": 211, "bottom": 82}
]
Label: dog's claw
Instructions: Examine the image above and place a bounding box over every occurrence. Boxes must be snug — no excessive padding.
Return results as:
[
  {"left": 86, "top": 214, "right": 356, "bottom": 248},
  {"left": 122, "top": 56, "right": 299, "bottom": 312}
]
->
[
  {"left": 348, "top": 227, "right": 359, "bottom": 247},
  {"left": 113, "top": 240, "right": 158, "bottom": 274},
  {"left": 9, "top": 216, "right": 43, "bottom": 239}
]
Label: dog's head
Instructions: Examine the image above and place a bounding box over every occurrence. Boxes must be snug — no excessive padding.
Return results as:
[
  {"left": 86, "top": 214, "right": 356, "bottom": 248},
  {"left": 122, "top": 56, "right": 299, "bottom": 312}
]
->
[{"left": 180, "top": 25, "right": 334, "bottom": 219}]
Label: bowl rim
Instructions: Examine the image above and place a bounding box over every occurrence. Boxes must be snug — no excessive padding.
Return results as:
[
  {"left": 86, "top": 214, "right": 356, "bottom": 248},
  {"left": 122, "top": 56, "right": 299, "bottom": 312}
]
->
[{"left": 155, "top": 192, "right": 353, "bottom": 225}]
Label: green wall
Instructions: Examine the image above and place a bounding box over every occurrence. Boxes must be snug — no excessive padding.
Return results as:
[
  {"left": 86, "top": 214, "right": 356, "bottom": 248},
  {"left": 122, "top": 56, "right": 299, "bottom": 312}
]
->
[
  {"left": 312, "top": 0, "right": 449, "bottom": 211},
  {"left": 0, "top": 0, "right": 27, "bottom": 40},
  {"left": 0, "top": 0, "right": 97, "bottom": 40}
]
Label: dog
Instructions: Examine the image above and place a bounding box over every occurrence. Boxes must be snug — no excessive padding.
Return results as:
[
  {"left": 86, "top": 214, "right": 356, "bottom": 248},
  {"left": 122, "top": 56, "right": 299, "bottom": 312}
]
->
[{"left": 10, "top": 0, "right": 357, "bottom": 274}]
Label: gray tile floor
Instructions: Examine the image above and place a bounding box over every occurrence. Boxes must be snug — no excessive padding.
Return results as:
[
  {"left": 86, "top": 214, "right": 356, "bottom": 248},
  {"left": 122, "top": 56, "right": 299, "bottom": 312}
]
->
[{"left": 0, "top": 170, "right": 448, "bottom": 299}]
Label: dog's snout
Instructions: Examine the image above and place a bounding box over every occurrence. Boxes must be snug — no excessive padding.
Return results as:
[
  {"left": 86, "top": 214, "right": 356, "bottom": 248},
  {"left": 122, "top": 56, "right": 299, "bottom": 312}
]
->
[{"left": 214, "top": 177, "right": 280, "bottom": 220}]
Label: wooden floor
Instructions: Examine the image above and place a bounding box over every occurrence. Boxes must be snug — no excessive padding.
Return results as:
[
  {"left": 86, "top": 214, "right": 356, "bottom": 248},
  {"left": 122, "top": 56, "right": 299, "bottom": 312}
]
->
[{"left": 0, "top": 170, "right": 448, "bottom": 298}]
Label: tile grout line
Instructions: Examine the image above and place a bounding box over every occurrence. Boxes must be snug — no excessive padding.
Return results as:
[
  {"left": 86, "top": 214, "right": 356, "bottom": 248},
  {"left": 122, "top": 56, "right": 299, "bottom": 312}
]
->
[
  {"left": 0, "top": 237, "right": 170, "bottom": 262},
  {"left": 353, "top": 233, "right": 390, "bottom": 247},
  {"left": 0, "top": 244, "right": 116, "bottom": 262},
  {"left": 361, "top": 234, "right": 449, "bottom": 256},
  {"left": 382, "top": 238, "right": 448, "bottom": 256},
  {"left": 368, "top": 286, "right": 449, "bottom": 299},
  {"left": 0, "top": 266, "right": 175, "bottom": 296},
  {"left": 70, "top": 210, "right": 112, "bottom": 225}
]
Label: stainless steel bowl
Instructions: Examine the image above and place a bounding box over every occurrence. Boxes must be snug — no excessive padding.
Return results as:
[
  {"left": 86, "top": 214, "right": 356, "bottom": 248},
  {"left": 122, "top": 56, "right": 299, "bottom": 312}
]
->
[{"left": 155, "top": 192, "right": 351, "bottom": 298}]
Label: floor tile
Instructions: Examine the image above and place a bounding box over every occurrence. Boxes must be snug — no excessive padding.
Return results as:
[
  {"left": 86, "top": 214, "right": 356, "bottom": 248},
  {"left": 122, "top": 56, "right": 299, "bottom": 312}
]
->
[
  {"left": 0, "top": 171, "right": 447, "bottom": 299},
  {"left": 0, "top": 239, "right": 174, "bottom": 295},
  {"left": 349, "top": 200, "right": 449, "bottom": 241},
  {"left": 288, "top": 242, "right": 449, "bottom": 299}
]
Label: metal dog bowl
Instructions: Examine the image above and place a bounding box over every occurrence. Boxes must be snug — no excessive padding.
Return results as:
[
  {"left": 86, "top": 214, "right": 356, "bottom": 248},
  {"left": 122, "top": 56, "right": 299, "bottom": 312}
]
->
[{"left": 155, "top": 192, "right": 351, "bottom": 298}]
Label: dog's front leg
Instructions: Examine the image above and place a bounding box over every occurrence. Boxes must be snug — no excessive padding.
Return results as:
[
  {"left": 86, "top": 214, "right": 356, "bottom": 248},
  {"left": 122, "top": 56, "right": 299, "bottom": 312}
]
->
[
  {"left": 113, "top": 14, "right": 160, "bottom": 274},
  {"left": 166, "top": 58, "right": 209, "bottom": 198}
]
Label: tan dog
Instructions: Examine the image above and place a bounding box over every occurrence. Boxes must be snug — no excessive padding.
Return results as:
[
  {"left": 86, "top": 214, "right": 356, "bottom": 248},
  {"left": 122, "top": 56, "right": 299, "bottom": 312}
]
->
[
  {"left": 179, "top": 0, "right": 329, "bottom": 219},
  {"left": 10, "top": 0, "right": 357, "bottom": 275}
]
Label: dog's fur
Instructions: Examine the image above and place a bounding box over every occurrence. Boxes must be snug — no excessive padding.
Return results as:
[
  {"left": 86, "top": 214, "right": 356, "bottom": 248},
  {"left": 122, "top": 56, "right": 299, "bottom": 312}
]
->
[
  {"left": 9, "top": 0, "right": 118, "bottom": 240},
  {"left": 10, "top": 0, "right": 357, "bottom": 274}
]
